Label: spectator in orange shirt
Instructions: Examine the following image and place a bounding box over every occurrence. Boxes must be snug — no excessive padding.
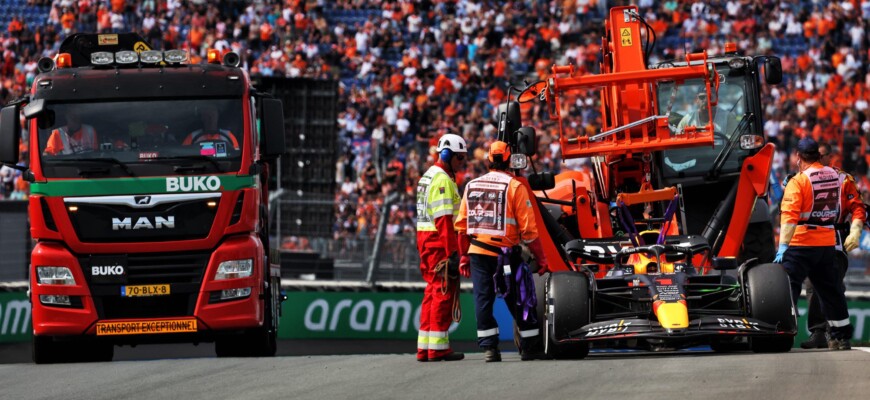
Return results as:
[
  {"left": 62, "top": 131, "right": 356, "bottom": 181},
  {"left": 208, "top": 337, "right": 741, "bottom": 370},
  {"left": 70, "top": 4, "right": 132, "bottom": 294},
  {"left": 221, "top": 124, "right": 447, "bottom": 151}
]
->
[{"left": 60, "top": 9, "right": 76, "bottom": 34}]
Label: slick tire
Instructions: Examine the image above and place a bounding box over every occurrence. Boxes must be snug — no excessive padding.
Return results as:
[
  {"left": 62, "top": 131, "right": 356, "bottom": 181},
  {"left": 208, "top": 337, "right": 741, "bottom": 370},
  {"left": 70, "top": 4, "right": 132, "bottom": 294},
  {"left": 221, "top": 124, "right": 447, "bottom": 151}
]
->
[
  {"left": 545, "top": 271, "right": 590, "bottom": 360},
  {"left": 746, "top": 263, "right": 796, "bottom": 353},
  {"left": 740, "top": 221, "right": 775, "bottom": 265}
]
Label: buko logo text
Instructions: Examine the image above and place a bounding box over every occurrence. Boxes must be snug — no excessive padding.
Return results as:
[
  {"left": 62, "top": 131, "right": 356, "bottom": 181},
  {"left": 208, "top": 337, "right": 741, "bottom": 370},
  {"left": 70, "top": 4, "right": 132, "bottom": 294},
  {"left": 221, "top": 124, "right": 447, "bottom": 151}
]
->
[{"left": 166, "top": 176, "right": 221, "bottom": 192}]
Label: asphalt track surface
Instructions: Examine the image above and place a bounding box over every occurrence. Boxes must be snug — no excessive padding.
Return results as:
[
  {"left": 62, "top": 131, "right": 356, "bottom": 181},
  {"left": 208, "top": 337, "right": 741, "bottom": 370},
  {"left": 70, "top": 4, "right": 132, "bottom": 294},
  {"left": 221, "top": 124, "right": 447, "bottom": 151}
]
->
[{"left": 1, "top": 340, "right": 869, "bottom": 400}]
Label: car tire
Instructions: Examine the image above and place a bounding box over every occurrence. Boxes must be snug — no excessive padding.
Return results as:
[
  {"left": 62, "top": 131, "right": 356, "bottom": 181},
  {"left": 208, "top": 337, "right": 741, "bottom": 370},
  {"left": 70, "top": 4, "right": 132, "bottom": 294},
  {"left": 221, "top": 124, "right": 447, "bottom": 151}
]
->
[
  {"left": 740, "top": 221, "right": 775, "bottom": 265},
  {"left": 746, "top": 263, "right": 796, "bottom": 353},
  {"left": 545, "top": 271, "right": 590, "bottom": 360}
]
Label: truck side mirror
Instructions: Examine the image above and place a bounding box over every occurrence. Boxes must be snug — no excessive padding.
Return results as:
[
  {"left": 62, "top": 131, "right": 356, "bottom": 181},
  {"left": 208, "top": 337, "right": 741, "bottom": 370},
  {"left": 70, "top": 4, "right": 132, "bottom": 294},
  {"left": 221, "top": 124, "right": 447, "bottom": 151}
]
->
[
  {"left": 260, "top": 98, "right": 285, "bottom": 160},
  {"left": 764, "top": 57, "right": 782, "bottom": 85},
  {"left": 528, "top": 172, "right": 555, "bottom": 191},
  {"left": 515, "top": 126, "right": 537, "bottom": 157},
  {"left": 0, "top": 105, "right": 21, "bottom": 165},
  {"left": 494, "top": 101, "right": 520, "bottom": 141}
]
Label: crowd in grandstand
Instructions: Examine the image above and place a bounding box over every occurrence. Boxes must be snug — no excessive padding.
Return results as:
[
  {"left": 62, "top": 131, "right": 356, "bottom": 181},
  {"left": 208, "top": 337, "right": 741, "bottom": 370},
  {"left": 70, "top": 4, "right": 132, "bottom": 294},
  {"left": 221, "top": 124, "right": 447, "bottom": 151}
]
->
[{"left": 1, "top": 1, "right": 870, "bottom": 254}]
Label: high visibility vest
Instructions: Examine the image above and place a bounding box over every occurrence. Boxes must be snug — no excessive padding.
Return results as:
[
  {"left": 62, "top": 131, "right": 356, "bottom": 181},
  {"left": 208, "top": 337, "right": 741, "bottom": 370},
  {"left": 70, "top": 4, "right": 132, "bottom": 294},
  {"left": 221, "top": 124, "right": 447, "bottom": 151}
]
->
[
  {"left": 52, "top": 125, "right": 97, "bottom": 155},
  {"left": 799, "top": 165, "right": 840, "bottom": 228},
  {"left": 782, "top": 163, "right": 838, "bottom": 247},
  {"left": 416, "top": 165, "right": 459, "bottom": 233},
  {"left": 458, "top": 170, "right": 539, "bottom": 255}
]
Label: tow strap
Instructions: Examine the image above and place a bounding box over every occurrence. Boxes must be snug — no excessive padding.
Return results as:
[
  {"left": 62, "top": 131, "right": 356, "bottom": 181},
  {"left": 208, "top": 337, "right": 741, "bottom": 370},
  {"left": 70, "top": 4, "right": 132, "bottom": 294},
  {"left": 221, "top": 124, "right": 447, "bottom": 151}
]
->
[{"left": 494, "top": 247, "right": 537, "bottom": 324}]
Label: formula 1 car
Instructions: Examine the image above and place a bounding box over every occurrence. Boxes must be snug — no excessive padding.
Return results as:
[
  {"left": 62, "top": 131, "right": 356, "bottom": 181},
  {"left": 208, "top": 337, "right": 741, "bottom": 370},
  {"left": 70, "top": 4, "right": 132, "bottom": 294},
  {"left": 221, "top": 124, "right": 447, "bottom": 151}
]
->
[{"left": 539, "top": 235, "right": 797, "bottom": 359}]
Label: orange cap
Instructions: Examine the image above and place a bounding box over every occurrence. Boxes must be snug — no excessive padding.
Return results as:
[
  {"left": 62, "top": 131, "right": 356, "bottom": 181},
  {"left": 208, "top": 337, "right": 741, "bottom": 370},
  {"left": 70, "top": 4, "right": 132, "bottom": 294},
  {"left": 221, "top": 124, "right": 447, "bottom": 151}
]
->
[{"left": 488, "top": 141, "right": 511, "bottom": 163}]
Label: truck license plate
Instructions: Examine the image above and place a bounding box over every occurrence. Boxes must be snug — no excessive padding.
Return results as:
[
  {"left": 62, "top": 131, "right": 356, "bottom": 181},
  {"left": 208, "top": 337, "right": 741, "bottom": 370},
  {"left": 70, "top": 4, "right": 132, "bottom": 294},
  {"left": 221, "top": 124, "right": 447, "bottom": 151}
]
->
[
  {"left": 96, "top": 319, "right": 198, "bottom": 336},
  {"left": 121, "top": 284, "right": 170, "bottom": 297}
]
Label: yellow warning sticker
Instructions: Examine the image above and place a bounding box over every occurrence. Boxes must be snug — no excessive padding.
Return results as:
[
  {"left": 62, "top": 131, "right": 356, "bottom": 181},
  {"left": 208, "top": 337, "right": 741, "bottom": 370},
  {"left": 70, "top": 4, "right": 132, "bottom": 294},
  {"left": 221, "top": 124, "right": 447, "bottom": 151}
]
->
[
  {"left": 98, "top": 34, "right": 119, "bottom": 46},
  {"left": 133, "top": 41, "right": 152, "bottom": 53},
  {"left": 620, "top": 28, "right": 632, "bottom": 46}
]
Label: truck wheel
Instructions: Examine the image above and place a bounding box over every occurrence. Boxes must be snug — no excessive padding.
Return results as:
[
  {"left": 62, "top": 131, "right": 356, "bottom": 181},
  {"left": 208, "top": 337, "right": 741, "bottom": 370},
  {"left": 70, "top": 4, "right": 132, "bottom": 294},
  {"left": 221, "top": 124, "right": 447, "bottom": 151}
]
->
[
  {"left": 215, "top": 280, "right": 278, "bottom": 357},
  {"left": 746, "top": 263, "right": 796, "bottom": 353},
  {"left": 33, "top": 335, "right": 66, "bottom": 364},
  {"left": 545, "top": 271, "right": 590, "bottom": 359},
  {"left": 740, "top": 221, "right": 775, "bottom": 264}
]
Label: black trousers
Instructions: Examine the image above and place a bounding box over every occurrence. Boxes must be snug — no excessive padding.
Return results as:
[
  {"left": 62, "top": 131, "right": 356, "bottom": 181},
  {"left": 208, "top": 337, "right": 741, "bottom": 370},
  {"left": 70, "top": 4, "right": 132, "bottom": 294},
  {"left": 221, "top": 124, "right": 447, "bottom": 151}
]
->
[
  {"left": 804, "top": 250, "right": 848, "bottom": 332},
  {"left": 470, "top": 253, "right": 540, "bottom": 350},
  {"left": 782, "top": 246, "right": 852, "bottom": 340}
]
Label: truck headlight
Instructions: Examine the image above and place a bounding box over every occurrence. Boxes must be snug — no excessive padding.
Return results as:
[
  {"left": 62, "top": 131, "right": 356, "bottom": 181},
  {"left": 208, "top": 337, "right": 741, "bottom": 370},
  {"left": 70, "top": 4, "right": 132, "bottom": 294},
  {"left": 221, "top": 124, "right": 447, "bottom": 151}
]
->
[
  {"left": 220, "top": 287, "right": 252, "bottom": 300},
  {"left": 215, "top": 259, "right": 253, "bottom": 280},
  {"left": 36, "top": 266, "right": 76, "bottom": 285},
  {"left": 39, "top": 294, "right": 71, "bottom": 306}
]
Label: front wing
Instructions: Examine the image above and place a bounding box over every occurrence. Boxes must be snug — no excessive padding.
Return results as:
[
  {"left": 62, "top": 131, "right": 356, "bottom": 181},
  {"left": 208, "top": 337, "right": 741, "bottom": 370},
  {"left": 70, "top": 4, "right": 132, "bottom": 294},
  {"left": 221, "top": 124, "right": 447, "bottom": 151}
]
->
[{"left": 561, "top": 316, "right": 795, "bottom": 342}]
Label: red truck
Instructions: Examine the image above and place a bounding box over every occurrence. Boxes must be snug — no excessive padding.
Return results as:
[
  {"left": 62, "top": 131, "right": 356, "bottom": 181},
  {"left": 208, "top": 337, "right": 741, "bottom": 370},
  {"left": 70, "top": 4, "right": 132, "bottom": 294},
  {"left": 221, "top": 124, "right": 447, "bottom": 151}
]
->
[{"left": 0, "top": 33, "right": 286, "bottom": 363}]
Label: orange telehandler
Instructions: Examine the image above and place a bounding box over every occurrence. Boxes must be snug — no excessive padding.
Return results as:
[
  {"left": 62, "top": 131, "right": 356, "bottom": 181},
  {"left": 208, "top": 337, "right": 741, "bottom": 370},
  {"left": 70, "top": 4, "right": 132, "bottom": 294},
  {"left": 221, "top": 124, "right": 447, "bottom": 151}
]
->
[{"left": 496, "top": 6, "right": 795, "bottom": 358}]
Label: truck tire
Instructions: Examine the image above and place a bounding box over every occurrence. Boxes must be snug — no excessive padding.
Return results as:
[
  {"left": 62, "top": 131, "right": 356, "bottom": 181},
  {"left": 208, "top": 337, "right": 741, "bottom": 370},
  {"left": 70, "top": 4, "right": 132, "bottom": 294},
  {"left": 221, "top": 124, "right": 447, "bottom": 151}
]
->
[
  {"left": 33, "top": 336, "right": 114, "bottom": 363},
  {"left": 740, "top": 221, "right": 775, "bottom": 264},
  {"left": 215, "top": 279, "right": 278, "bottom": 357},
  {"left": 544, "top": 271, "right": 590, "bottom": 359},
  {"left": 33, "top": 335, "right": 66, "bottom": 364},
  {"left": 746, "top": 263, "right": 796, "bottom": 353}
]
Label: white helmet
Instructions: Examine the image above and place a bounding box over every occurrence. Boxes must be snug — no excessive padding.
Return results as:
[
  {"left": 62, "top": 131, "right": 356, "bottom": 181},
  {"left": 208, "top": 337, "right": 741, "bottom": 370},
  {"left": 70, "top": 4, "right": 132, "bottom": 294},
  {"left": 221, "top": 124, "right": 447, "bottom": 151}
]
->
[{"left": 437, "top": 133, "right": 467, "bottom": 154}]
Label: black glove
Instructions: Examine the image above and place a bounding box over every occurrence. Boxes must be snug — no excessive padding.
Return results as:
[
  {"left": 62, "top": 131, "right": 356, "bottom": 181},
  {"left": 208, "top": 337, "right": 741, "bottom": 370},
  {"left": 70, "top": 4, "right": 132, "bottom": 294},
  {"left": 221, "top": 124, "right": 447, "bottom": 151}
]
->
[{"left": 446, "top": 251, "right": 460, "bottom": 279}]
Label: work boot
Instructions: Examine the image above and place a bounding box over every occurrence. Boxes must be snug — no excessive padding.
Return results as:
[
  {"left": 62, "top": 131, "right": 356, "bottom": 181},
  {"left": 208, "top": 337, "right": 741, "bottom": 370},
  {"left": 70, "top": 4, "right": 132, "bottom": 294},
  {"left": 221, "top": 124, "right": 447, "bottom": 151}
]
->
[
  {"left": 827, "top": 338, "right": 852, "bottom": 351},
  {"left": 428, "top": 351, "right": 465, "bottom": 361},
  {"left": 484, "top": 347, "right": 501, "bottom": 362},
  {"left": 800, "top": 330, "right": 829, "bottom": 349},
  {"left": 520, "top": 349, "right": 549, "bottom": 361}
]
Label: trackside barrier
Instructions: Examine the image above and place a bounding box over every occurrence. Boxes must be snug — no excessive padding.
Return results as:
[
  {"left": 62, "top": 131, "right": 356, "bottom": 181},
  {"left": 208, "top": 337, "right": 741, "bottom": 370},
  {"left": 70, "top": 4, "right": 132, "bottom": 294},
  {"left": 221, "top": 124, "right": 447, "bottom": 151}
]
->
[{"left": 2, "top": 287, "right": 870, "bottom": 345}]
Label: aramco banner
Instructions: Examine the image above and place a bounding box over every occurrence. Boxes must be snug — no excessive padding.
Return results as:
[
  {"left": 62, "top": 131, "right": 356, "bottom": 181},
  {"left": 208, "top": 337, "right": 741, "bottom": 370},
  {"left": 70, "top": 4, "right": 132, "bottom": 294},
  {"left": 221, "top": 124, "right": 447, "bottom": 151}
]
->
[{"left": 3, "top": 290, "right": 870, "bottom": 345}]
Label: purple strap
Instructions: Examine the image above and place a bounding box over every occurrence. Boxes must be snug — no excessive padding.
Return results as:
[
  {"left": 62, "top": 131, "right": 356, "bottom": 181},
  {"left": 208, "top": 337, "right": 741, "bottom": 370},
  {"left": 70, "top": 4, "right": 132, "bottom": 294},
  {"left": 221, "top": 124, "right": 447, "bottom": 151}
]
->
[
  {"left": 515, "top": 261, "right": 537, "bottom": 324},
  {"left": 656, "top": 194, "right": 680, "bottom": 244},
  {"left": 617, "top": 200, "right": 642, "bottom": 247},
  {"left": 493, "top": 247, "right": 537, "bottom": 324}
]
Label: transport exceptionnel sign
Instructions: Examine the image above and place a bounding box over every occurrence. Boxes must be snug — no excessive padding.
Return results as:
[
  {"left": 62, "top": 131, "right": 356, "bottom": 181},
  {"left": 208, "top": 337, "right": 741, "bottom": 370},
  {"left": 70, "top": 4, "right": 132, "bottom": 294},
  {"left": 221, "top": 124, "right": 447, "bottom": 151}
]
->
[{"left": 3, "top": 291, "right": 870, "bottom": 345}]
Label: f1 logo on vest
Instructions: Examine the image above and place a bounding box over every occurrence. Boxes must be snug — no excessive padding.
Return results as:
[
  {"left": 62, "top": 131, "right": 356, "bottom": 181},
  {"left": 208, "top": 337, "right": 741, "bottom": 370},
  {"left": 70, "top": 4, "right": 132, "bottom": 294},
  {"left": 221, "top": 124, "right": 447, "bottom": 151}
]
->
[{"left": 815, "top": 192, "right": 830, "bottom": 200}]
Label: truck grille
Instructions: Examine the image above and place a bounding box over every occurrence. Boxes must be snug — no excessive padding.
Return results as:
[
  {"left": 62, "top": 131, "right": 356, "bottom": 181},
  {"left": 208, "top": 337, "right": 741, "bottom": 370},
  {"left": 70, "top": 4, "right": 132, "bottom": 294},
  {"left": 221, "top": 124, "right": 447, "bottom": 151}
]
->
[{"left": 82, "top": 251, "right": 210, "bottom": 319}]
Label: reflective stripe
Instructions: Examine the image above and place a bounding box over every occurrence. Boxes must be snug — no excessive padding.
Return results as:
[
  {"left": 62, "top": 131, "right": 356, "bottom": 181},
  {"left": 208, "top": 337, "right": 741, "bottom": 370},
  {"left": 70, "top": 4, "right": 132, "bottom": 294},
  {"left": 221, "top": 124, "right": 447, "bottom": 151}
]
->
[
  {"left": 417, "top": 221, "right": 437, "bottom": 231},
  {"left": 799, "top": 212, "right": 811, "bottom": 219},
  {"left": 430, "top": 198, "right": 454, "bottom": 208},
  {"left": 519, "top": 328, "right": 540, "bottom": 338},
  {"left": 504, "top": 217, "right": 517, "bottom": 226},
  {"left": 477, "top": 328, "right": 499, "bottom": 338},
  {"left": 417, "top": 330, "right": 429, "bottom": 349},
  {"left": 829, "top": 318, "right": 852, "bottom": 327},
  {"left": 432, "top": 209, "right": 454, "bottom": 219},
  {"left": 429, "top": 331, "right": 449, "bottom": 348}
]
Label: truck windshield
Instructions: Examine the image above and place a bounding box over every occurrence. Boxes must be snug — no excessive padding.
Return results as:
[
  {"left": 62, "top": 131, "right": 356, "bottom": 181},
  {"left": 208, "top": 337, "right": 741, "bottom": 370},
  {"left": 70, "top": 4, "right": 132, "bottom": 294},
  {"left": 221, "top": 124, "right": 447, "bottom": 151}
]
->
[
  {"left": 657, "top": 65, "right": 750, "bottom": 178},
  {"left": 37, "top": 99, "right": 244, "bottom": 178}
]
